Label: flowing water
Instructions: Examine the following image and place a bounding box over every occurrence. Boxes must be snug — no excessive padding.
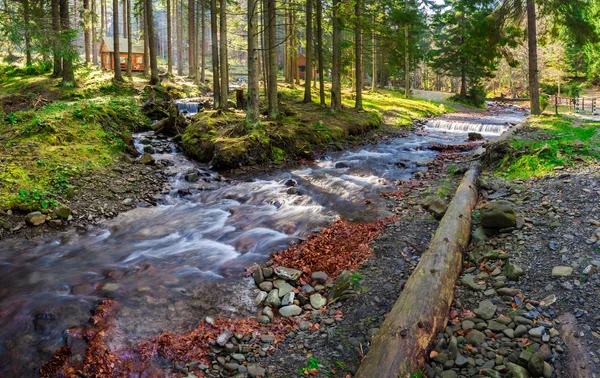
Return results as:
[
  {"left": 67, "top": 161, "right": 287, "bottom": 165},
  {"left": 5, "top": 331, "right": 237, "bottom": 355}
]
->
[{"left": 0, "top": 103, "right": 526, "bottom": 376}]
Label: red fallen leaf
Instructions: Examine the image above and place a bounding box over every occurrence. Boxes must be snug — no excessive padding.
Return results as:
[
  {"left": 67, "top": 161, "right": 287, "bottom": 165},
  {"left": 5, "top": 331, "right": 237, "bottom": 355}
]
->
[{"left": 430, "top": 350, "right": 439, "bottom": 358}]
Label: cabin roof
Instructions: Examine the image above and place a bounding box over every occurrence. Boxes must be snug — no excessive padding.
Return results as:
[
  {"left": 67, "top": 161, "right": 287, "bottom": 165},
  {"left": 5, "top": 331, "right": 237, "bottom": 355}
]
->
[{"left": 100, "top": 37, "right": 144, "bottom": 54}]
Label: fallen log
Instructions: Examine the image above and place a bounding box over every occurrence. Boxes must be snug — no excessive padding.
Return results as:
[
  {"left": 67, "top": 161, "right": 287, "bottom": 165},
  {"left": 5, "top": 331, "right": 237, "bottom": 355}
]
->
[
  {"left": 355, "top": 164, "right": 480, "bottom": 378},
  {"left": 558, "top": 313, "right": 600, "bottom": 378}
]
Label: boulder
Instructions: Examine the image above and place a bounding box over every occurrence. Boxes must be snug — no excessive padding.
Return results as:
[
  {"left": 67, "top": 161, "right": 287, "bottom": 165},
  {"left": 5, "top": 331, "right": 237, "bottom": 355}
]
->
[
  {"left": 327, "top": 270, "right": 354, "bottom": 299},
  {"left": 274, "top": 266, "right": 302, "bottom": 281},
  {"left": 504, "top": 260, "right": 525, "bottom": 281},
  {"left": 468, "top": 132, "right": 484, "bottom": 141},
  {"left": 25, "top": 212, "right": 46, "bottom": 226},
  {"left": 53, "top": 205, "right": 71, "bottom": 219},
  {"left": 139, "top": 153, "right": 155, "bottom": 165},
  {"left": 279, "top": 305, "right": 302, "bottom": 317},
  {"left": 311, "top": 271, "right": 328, "bottom": 284},
  {"left": 507, "top": 362, "right": 531, "bottom": 378},
  {"left": 480, "top": 200, "right": 517, "bottom": 229},
  {"left": 310, "top": 294, "right": 327, "bottom": 309},
  {"left": 422, "top": 195, "right": 448, "bottom": 218},
  {"left": 265, "top": 289, "right": 281, "bottom": 307}
]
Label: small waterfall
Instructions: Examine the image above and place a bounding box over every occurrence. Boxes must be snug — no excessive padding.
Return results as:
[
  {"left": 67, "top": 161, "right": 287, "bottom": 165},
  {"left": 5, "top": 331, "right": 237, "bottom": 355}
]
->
[
  {"left": 175, "top": 102, "right": 202, "bottom": 115},
  {"left": 425, "top": 120, "right": 508, "bottom": 135}
]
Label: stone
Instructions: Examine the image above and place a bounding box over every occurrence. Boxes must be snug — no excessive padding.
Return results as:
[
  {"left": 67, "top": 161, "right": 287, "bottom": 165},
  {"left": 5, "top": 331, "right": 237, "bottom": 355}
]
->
[
  {"left": 455, "top": 354, "right": 468, "bottom": 368},
  {"left": 247, "top": 364, "right": 266, "bottom": 377},
  {"left": 540, "top": 294, "right": 557, "bottom": 307},
  {"left": 259, "top": 281, "right": 273, "bottom": 292},
  {"left": 466, "top": 330, "right": 486, "bottom": 346},
  {"left": 474, "top": 300, "right": 497, "bottom": 320},
  {"left": 301, "top": 284, "right": 315, "bottom": 293},
  {"left": 274, "top": 266, "right": 302, "bottom": 280},
  {"left": 279, "top": 305, "right": 302, "bottom": 317},
  {"left": 277, "top": 282, "right": 294, "bottom": 298},
  {"left": 503, "top": 328, "right": 515, "bottom": 338},
  {"left": 309, "top": 294, "right": 327, "bottom": 309},
  {"left": 462, "top": 320, "right": 475, "bottom": 330},
  {"left": 440, "top": 371, "right": 458, "bottom": 378},
  {"left": 223, "top": 362, "right": 239, "bottom": 371},
  {"left": 257, "top": 315, "right": 270, "bottom": 324},
  {"left": 504, "top": 261, "right": 525, "bottom": 281},
  {"left": 25, "top": 211, "right": 46, "bottom": 226},
  {"left": 311, "top": 271, "right": 328, "bottom": 284},
  {"left": 487, "top": 320, "right": 507, "bottom": 332},
  {"left": 543, "top": 362, "right": 554, "bottom": 378},
  {"left": 480, "top": 200, "right": 517, "bottom": 229},
  {"left": 53, "top": 206, "right": 71, "bottom": 219},
  {"left": 216, "top": 330, "right": 232, "bottom": 346},
  {"left": 254, "top": 291, "right": 268, "bottom": 306},
  {"left": 260, "top": 335, "right": 275, "bottom": 343},
  {"left": 468, "top": 132, "right": 484, "bottom": 141},
  {"left": 497, "top": 287, "right": 519, "bottom": 296},
  {"left": 462, "top": 275, "right": 485, "bottom": 291},
  {"left": 433, "top": 352, "right": 449, "bottom": 364},
  {"left": 282, "top": 292, "right": 295, "bottom": 306},
  {"left": 506, "top": 362, "right": 530, "bottom": 378},
  {"left": 139, "top": 153, "right": 155, "bottom": 165},
  {"left": 528, "top": 345, "right": 552, "bottom": 378},
  {"left": 262, "top": 267, "right": 273, "bottom": 278},
  {"left": 265, "top": 289, "right": 281, "bottom": 307},
  {"left": 448, "top": 336, "right": 459, "bottom": 359},
  {"left": 328, "top": 270, "right": 354, "bottom": 299},
  {"left": 551, "top": 266, "right": 573, "bottom": 277},
  {"left": 253, "top": 268, "right": 265, "bottom": 286},
  {"left": 529, "top": 326, "right": 545, "bottom": 338},
  {"left": 422, "top": 195, "right": 448, "bottom": 218},
  {"left": 122, "top": 198, "right": 134, "bottom": 206}
]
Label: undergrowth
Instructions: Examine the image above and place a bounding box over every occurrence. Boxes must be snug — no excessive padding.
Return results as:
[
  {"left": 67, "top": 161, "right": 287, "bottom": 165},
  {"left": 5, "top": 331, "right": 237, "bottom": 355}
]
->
[{"left": 497, "top": 115, "right": 600, "bottom": 179}]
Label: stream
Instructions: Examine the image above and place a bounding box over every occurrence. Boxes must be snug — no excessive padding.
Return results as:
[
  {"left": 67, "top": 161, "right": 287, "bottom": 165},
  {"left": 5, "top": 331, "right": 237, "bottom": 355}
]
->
[{"left": 0, "top": 103, "right": 526, "bottom": 375}]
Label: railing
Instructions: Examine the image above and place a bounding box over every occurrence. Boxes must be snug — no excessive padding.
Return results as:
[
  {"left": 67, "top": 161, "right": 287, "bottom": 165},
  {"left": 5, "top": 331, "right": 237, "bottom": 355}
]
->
[{"left": 554, "top": 95, "right": 598, "bottom": 114}]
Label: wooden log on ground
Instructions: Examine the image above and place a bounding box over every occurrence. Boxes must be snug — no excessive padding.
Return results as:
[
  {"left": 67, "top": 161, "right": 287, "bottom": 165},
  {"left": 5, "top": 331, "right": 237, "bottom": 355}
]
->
[
  {"left": 558, "top": 313, "right": 600, "bottom": 378},
  {"left": 355, "top": 164, "right": 480, "bottom": 378}
]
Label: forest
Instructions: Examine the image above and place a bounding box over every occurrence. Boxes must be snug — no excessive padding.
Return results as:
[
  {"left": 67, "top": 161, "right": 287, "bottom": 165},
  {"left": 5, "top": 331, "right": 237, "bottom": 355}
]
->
[{"left": 2, "top": 0, "right": 600, "bottom": 377}]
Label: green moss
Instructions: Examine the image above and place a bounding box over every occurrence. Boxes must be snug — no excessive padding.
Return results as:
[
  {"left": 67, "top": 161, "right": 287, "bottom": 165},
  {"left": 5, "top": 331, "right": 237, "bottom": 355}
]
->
[{"left": 497, "top": 115, "right": 600, "bottom": 179}]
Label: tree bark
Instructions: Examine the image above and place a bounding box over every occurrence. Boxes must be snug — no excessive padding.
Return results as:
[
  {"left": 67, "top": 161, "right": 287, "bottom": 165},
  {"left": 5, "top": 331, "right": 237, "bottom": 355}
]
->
[
  {"left": 371, "top": 22, "right": 376, "bottom": 92},
  {"left": 167, "top": 0, "right": 173, "bottom": 73},
  {"left": 177, "top": 0, "right": 183, "bottom": 75},
  {"left": 266, "top": 0, "right": 279, "bottom": 118},
  {"left": 126, "top": 0, "right": 132, "bottom": 75},
  {"left": 316, "top": 0, "right": 325, "bottom": 106},
  {"left": 143, "top": 0, "right": 149, "bottom": 77},
  {"left": 188, "top": 0, "right": 196, "bottom": 77},
  {"left": 83, "top": 0, "right": 90, "bottom": 64},
  {"left": 558, "top": 313, "right": 600, "bottom": 378},
  {"left": 331, "top": 0, "right": 342, "bottom": 111},
  {"left": 527, "top": 0, "right": 541, "bottom": 114},
  {"left": 247, "top": 0, "right": 260, "bottom": 123},
  {"left": 200, "top": 0, "right": 205, "bottom": 82},
  {"left": 146, "top": 0, "right": 159, "bottom": 84},
  {"left": 460, "top": 64, "right": 467, "bottom": 98},
  {"left": 219, "top": 0, "right": 228, "bottom": 107},
  {"left": 356, "top": 165, "right": 480, "bottom": 378},
  {"left": 52, "top": 0, "right": 62, "bottom": 76},
  {"left": 303, "top": 0, "right": 313, "bottom": 103},
  {"left": 101, "top": 0, "right": 105, "bottom": 39},
  {"left": 404, "top": 0, "right": 409, "bottom": 97},
  {"left": 113, "top": 0, "right": 123, "bottom": 81},
  {"left": 354, "top": 0, "right": 363, "bottom": 109},
  {"left": 261, "top": 0, "right": 269, "bottom": 96},
  {"left": 61, "top": 0, "right": 75, "bottom": 84},
  {"left": 210, "top": 0, "right": 221, "bottom": 107}
]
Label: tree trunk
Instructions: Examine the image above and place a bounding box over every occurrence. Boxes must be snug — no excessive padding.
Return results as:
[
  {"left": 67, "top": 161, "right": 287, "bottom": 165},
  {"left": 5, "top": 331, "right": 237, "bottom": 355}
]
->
[
  {"left": 122, "top": 0, "right": 126, "bottom": 37},
  {"left": 61, "top": 0, "right": 75, "bottom": 84},
  {"left": 177, "top": 0, "right": 183, "bottom": 75},
  {"left": 527, "top": 0, "right": 541, "bottom": 114},
  {"left": 200, "top": 0, "right": 206, "bottom": 82},
  {"left": 210, "top": 0, "right": 221, "bottom": 107},
  {"left": 403, "top": 3, "right": 410, "bottom": 97},
  {"left": 460, "top": 64, "right": 467, "bottom": 98},
  {"left": 113, "top": 0, "right": 123, "bottom": 81},
  {"left": 188, "top": 0, "right": 196, "bottom": 77},
  {"left": 219, "top": 0, "right": 228, "bottom": 107},
  {"left": 83, "top": 0, "right": 90, "bottom": 64},
  {"left": 143, "top": 0, "right": 149, "bottom": 76},
  {"left": 92, "top": 0, "right": 98, "bottom": 65},
  {"left": 371, "top": 23, "right": 376, "bottom": 92},
  {"left": 316, "top": 0, "right": 325, "bottom": 106},
  {"left": 101, "top": 0, "right": 105, "bottom": 38},
  {"left": 356, "top": 165, "right": 480, "bottom": 378},
  {"left": 558, "top": 313, "right": 599, "bottom": 378},
  {"left": 247, "top": 0, "right": 260, "bottom": 123},
  {"left": 126, "top": 0, "right": 132, "bottom": 75},
  {"left": 331, "top": 0, "right": 342, "bottom": 111},
  {"left": 146, "top": 0, "right": 159, "bottom": 84},
  {"left": 52, "top": 0, "right": 62, "bottom": 76},
  {"left": 261, "top": 0, "right": 269, "bottom": 96},
  {"left": 354, "top": 0, "right": 362, "bottom": 109},
  {"left": 266, "top": 0, "right": 279, "bottom": 118},
  {"left": 167, "top": 0, "right": 173, "bottom": 73},
  {"left": 23, "top": 0, "right": 32, "bottom": 66},
  {"left": 303, "top": 0, "right": 313, "bottom": 103}
]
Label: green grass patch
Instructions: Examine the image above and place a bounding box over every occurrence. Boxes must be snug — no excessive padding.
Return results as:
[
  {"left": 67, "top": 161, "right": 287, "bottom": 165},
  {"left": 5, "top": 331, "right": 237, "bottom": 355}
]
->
[{"left": 497, "top": 115, "right": 600, "bottom": 179}]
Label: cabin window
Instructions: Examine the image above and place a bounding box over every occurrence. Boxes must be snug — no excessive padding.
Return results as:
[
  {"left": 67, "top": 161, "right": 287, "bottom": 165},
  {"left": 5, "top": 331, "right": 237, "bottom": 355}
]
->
[
  {"left": 120, "top": 56, "right": 127, "bottom": 63},
  {"left": 137, "top": 57, "right": 143, "bottom": 64}
]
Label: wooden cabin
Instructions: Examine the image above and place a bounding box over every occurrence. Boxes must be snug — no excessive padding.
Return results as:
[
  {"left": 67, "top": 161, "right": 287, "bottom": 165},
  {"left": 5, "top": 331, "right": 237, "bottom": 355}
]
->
[{"left": 99, "top": 37, "right": 144, "bottom": 71}]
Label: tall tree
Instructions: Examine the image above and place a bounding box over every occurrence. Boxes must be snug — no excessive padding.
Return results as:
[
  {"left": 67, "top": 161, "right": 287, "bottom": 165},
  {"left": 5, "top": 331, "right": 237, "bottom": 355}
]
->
[
  {"left": 404, "top": 0, "right": 409, "bottom": 97},
  {"left": 92, "top": 0, "right": 98, "bottom": 65},
  {"left": 188, "top": 0, "right": 196, "bottom": 77},
  {"left": 126, "top": 0, "right": 132, "bottom": 75},
  {"left": 219, "top": 0, "right": 228, "bottom": 107},
  {"left": 200, "top": 0, "right": 206, "bottom": 82},
  {"left": 83, "top": 0, "right": 91, "bottom": 64},
  {"left": 122, "top": 0, "right": 127, "bottom": 37},
  {"left": 316, "top": 0, "right": 325, "bottom": 106},
  {"left": 304, "top": 0, "right": 313, "bottom": 103},
  {"left": 266, "top": 0, "right": 279, "bottom": 118},
  {"left": 354, "top": 0, "right": 363, "bottom": 109},
  {"left": 331, "top": 0, "right": 342, "bottom": 111},
  {"left": 177, "top": 0, "right": 183, "bottom": 75},
  {"left": 526, "top": 0, "right": 539, "bottom": 114},
  {"left": 113, "top": 0, "right": 123, "bottom": 81},
  {"left": 61, "top": 0, "right": 75, "bottom": 84},
  {"left": 167, "top": 0, "right": 173, "bottom": 73},
  {"left": 210, "top": 0, "right": 221, "bottom": 107},
  {"left": 52, "top": 0, "right": 62, "bottom": 76},
  {"left": 143, "top": 0, "right": 149, "bottom": 76},
  {"left": 23, "top": 0, "right": 32, "bottom": 65},
  {"left": 247, "top": 0, "right": 260, "bottom": 123},
  {"left": 146, "top": 0, "right": 159, "bottom": 84}
]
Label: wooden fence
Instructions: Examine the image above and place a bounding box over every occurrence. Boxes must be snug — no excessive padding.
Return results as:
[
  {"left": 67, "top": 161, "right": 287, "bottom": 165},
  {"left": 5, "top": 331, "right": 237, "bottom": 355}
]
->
[{"left": 554, "top": 96, "right": 598, "bottom": 114}]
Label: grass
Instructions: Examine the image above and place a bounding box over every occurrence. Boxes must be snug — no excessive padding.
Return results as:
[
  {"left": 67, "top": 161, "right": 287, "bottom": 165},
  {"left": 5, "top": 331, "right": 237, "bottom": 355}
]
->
[
  {"left": 496, "top": 115, "right": 600, "bottom": 179},
  {"left": 183, "top": 84, "right": 449, "bottom": 169}
]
